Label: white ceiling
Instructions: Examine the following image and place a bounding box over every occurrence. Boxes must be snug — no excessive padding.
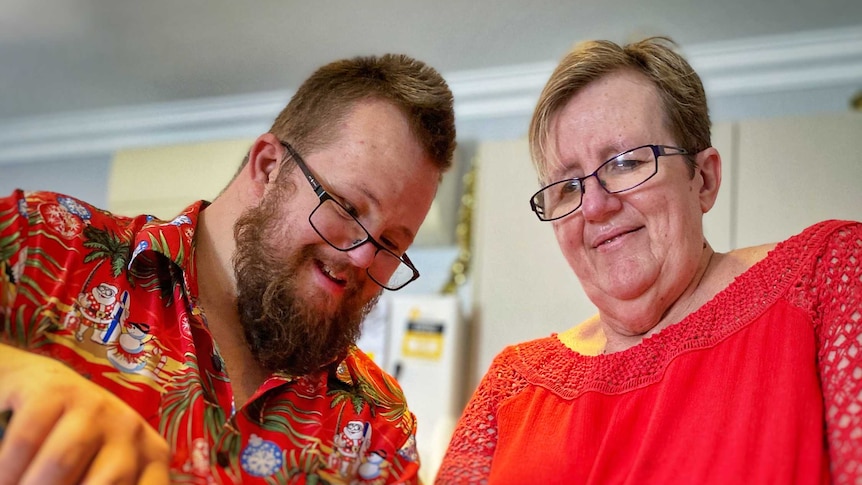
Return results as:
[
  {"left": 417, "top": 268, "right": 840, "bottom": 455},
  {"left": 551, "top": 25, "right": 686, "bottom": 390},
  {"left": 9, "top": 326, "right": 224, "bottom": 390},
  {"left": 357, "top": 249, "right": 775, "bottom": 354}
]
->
[
  {"left": 2, "top": 0, "right": 861, "bottom": 119},
  {"left": 1, "top": 1, "right": 861, "bottom": 165}
]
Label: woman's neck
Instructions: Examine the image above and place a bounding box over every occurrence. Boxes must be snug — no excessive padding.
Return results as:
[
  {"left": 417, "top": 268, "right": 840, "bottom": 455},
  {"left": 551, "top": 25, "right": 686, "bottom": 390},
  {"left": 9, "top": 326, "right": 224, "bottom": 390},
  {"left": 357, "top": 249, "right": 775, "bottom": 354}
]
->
[{"left": 602, "top": 243, "right": 718, "bottom": 354}]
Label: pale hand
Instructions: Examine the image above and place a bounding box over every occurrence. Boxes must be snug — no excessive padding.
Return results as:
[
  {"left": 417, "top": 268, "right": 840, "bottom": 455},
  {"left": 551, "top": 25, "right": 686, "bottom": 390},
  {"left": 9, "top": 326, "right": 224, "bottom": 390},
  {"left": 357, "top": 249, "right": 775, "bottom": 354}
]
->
[{"left": 0, "top": 344, "right": 170, "bottom": 484}]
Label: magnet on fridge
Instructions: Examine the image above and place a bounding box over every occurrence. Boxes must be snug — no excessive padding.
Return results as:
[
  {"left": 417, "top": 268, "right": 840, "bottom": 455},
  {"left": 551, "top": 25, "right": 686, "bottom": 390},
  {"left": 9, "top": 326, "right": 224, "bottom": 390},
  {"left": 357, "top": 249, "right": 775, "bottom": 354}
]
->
[{"left": 401, "top": 307, "right": 444, "bottom": 361}]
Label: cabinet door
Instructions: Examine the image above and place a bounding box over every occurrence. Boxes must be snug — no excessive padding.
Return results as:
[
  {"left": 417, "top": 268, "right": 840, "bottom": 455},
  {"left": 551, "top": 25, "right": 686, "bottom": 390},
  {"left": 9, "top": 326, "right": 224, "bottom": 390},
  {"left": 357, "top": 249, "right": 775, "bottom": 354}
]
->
[{"left": 734, "top": 113, "right": 862, "bottom": 248}]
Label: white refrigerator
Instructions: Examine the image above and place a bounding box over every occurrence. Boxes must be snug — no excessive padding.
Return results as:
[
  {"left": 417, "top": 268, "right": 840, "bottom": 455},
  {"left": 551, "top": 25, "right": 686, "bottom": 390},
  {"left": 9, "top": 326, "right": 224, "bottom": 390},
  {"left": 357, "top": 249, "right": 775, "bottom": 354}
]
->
[{"left": 357, "top": 293, "right": 468, "bottom": 483}]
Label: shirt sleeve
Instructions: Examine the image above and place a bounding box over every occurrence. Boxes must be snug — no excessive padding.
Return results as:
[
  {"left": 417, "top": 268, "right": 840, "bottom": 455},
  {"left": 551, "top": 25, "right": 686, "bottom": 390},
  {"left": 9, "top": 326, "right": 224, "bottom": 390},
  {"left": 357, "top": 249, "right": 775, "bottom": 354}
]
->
[
  {"left": 435, "top": 347, "right": 525, "bottom": 485},
  {"left": 811, "top": 221, "right": 862, "bottom": 482},
  {"left": 389, "top": 425, "right": 420, "bottom": 485},
  {"left": 0, "top": 190, "right": 29, "bottom": 325}
]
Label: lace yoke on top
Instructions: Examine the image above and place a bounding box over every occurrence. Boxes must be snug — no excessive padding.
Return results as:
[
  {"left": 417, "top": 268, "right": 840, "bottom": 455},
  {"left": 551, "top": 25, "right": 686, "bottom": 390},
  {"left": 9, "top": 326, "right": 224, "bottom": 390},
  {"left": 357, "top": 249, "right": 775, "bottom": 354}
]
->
[{"left": 507, "top": 220, "right": 858, "bottom": 398}]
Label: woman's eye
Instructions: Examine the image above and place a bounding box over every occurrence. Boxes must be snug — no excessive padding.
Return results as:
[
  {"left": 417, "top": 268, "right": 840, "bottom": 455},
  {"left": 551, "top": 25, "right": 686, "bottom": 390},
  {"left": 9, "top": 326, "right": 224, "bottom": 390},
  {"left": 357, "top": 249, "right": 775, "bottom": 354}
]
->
[
  {"left": 560, "top": 179, "right": 583, "bottom": 195},
  {"left": 607, "top": 158, "right": 646, "bottom": 173}
]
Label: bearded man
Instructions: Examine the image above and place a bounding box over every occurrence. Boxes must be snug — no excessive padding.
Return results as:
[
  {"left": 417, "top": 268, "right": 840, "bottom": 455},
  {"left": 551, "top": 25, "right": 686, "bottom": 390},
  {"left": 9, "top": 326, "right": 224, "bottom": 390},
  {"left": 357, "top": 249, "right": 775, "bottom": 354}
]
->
[{"left": 0, "top": 53, "right": 456, "bottom": 485}]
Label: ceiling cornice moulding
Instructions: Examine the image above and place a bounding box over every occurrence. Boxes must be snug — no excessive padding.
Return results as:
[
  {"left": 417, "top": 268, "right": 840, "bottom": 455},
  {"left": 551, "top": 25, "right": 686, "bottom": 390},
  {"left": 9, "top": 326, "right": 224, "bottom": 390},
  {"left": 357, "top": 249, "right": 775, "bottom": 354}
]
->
[{"left": 1, "top": 25, "right": 860, "bottom": 165}]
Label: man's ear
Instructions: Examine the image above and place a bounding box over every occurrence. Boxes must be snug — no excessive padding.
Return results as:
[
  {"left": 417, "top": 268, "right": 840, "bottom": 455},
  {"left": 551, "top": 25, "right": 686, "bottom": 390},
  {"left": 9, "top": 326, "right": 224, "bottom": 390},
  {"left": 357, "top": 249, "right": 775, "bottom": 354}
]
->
[
  {"left": 244, "top": 133, "right": 285, "bottom": 201},
  {"left": 695, "top": 146, "right": 722, "bottom": 213}
]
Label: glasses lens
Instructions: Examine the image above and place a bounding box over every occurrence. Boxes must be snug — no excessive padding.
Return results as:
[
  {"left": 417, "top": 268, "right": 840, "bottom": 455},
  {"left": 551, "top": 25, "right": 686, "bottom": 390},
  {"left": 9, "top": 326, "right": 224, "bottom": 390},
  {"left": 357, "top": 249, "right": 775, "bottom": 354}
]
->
[
  {"left": 534, "top": 179, "right": 583, "bottom": 220},
  {"left": 369, "top": 250, "right": 416, "bottom": 290},
  {"left": 598, "top": 146, "right": 658, "bottom": 193},
  {"left": 311, "top": 199, "right": 368, "bottom": 249},
  {"left": 312, "top": 199, "right": 417, "bottom": 290}
]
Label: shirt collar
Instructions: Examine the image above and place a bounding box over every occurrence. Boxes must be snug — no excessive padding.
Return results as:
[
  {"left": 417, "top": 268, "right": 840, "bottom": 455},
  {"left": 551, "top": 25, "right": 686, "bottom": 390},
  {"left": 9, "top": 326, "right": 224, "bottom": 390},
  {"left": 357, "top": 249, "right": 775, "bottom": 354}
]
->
[{"left": 127, "top": 200, "right": 209, "bottom": 288}]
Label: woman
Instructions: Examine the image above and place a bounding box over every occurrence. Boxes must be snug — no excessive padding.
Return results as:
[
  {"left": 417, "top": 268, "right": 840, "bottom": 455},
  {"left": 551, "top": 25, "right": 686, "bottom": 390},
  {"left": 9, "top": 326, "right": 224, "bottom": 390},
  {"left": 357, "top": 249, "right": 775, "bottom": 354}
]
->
[{"left": 436, "top": 37, "right": 861, "bottom": 484}]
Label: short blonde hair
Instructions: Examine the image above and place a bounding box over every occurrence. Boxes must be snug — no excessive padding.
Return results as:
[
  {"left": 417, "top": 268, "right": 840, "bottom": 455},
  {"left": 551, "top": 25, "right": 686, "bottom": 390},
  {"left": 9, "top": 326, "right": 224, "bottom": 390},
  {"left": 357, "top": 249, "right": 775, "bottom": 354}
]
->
[{"left": 529, "top": 37, "right": 709, "bottom": 181}]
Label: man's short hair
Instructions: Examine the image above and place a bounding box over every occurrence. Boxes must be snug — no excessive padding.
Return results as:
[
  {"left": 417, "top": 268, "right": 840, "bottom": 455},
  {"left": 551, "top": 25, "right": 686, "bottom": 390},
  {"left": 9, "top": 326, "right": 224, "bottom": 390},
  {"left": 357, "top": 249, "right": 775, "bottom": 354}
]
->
[{"left": 269, "top": 54, "right": 456, "bottom": 171}]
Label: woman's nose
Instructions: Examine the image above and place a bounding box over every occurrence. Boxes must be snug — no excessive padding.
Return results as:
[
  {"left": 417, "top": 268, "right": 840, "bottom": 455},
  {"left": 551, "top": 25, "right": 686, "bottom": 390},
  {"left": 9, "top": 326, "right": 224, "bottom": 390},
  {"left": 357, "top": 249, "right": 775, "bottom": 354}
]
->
[{"left": 579, "top": 176, "right": 621, "bottom": 221}]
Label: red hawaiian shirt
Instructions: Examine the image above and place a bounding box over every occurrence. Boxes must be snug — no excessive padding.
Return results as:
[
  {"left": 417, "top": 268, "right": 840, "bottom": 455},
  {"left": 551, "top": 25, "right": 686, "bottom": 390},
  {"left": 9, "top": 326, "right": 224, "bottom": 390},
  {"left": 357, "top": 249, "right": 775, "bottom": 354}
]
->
[{"left": 0, "top": 190, "right": 420, "bottom": 484}]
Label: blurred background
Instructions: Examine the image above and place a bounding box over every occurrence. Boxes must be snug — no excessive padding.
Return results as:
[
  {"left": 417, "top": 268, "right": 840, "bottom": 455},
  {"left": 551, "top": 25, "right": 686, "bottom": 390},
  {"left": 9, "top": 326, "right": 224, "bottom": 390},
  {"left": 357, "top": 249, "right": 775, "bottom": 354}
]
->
[{"left": 2, "top": 1, "right": 862, "bottom": 481}]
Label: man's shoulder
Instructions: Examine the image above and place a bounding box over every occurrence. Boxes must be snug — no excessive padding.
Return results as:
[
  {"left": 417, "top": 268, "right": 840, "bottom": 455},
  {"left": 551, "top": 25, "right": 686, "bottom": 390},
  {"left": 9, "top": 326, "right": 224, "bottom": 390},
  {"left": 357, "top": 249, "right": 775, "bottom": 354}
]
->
[
  {"left": 12, "top": 190, "right": 137, "bottom": 234},
  {"left": 329, "top": 347, "right": 410, "bottom": 409},
  {"left": 17, "top": 190, "right": 104, "bottom": 213},
  {"left": 340, "top": 346, "right": 402, "bottom": 390}
]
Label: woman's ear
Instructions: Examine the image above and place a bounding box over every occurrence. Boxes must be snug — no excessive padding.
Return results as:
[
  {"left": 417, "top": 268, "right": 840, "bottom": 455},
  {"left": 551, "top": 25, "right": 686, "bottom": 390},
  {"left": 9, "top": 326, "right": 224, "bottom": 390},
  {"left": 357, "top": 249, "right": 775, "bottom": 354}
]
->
[
  {"left": 695, "top": 147, "right": 722, "bottom": 213},
  {"left": 244, "top": 133, "right": 285, "bottom": 201}
]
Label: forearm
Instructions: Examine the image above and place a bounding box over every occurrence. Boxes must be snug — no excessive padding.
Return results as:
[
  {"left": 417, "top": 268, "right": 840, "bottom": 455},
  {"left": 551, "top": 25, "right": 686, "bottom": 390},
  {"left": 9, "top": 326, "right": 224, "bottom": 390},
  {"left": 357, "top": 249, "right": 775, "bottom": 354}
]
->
[
  {"left": 813, "top": 223, "right": 862, "bottom": 482},
  {"left": 435, "top": 396, "right": 497, "bottom": 484}
]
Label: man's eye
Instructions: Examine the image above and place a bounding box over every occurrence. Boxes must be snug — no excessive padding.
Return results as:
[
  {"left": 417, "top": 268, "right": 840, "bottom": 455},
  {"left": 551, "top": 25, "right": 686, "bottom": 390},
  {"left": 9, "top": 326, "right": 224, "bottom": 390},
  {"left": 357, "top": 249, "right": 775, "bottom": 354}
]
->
[
  {"left": 334, "top": 198, "right": 359, "bottom": 217},
  {"left": 342, "top": 201, "right": 360, "bottom": 218},
  {"left": 381, "top": 237, "right": 403, "bottom": 254},
  {"left": 331, "top": 201, "right": 356, "bottom": 221}
]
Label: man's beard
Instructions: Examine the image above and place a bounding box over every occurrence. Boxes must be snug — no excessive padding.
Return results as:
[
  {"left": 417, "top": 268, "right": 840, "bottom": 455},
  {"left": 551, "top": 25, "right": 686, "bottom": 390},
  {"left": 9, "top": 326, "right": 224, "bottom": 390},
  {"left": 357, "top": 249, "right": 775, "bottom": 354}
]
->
[{"left": 232, "top": 184, "right": 379, "bottom": 376}]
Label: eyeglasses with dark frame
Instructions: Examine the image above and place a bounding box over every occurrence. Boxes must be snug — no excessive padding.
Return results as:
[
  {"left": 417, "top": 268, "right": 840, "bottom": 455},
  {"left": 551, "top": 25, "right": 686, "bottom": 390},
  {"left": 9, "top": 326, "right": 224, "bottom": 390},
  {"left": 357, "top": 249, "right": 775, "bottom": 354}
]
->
[
  {"left": 280, "top": 141, "right": 420, "bottom": 291},
  {"left": 530, "top": 144, "right": 689, "bottom": 222}
]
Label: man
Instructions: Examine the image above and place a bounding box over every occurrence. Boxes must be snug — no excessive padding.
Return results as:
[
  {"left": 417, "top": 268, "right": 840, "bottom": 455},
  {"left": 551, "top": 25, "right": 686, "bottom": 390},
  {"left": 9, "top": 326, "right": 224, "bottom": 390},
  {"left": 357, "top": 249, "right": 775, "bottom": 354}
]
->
[{"left": 0, "top": 53, "right": 456, "bottom": 484}]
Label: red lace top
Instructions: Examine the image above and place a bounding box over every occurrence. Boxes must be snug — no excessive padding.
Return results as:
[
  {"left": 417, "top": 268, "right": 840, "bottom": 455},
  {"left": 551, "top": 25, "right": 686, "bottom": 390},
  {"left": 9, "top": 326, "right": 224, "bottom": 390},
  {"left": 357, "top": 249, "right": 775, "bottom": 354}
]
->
[
  {"left": 0, "top": 190, "right": 419, "bottom": 484},
  {"left": 437, "top": 220, "right": 862, "bottom": 484}
]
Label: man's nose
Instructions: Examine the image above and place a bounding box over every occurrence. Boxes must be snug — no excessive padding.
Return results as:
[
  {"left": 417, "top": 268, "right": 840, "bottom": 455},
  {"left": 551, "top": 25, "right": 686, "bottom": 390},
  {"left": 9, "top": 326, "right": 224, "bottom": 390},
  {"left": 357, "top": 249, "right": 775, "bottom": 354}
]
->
[{"left": 346, "top": 241, "right": 377, "bottom": 269}]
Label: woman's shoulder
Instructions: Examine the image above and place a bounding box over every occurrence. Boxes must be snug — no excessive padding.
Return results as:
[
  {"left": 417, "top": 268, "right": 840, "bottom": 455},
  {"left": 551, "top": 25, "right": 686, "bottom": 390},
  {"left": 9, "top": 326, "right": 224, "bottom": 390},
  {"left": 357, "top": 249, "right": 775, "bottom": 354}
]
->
[
  {"left": 790, "top": 220, "right": 862, "bottom": 273},
  {"left": 485, "top": 333, "right": 575, "bottom": 382},
  {"left": 483, "top": 330, "right": 595, "bottom": 393},
  {"left": 726, "top": 243, "right": 775, "bottom": 265},
  {"left": 719, "top": 243, "right": 776, "bottom": 279},
  {"left": 782, "top": 220, "right": 861, "bottom": 249}
]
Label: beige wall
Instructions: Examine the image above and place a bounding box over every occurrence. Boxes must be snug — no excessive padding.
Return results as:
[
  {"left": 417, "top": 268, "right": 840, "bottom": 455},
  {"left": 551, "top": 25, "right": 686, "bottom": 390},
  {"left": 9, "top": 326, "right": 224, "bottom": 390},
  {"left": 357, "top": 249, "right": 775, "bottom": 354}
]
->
[
  {"left": 470, "top": 139, "right": 590, "bottom": 389},
  {"left": 733, "top": 113, "right": 862, "bottom": 247},
  {"left": 109, "top": 139, "right": 251, "bottom": 218}
]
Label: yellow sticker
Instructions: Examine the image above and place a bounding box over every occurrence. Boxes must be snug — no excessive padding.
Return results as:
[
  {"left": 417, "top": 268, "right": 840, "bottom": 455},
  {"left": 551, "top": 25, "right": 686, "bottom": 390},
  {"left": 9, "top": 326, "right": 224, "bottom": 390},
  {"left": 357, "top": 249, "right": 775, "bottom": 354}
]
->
[{"left": 401, "top": 320, "right": 444, "bottom": 360}]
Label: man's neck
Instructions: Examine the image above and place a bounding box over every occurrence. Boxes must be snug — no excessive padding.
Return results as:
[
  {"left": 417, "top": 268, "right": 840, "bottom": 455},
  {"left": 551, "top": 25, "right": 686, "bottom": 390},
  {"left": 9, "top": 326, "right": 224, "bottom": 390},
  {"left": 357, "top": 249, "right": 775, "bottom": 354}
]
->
[{"left": 194, "top": 204, "right": 268, "bottom": 408}]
